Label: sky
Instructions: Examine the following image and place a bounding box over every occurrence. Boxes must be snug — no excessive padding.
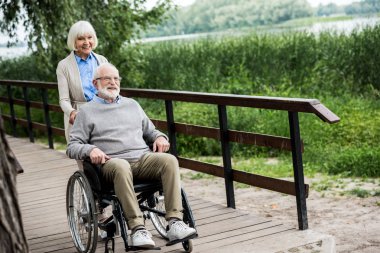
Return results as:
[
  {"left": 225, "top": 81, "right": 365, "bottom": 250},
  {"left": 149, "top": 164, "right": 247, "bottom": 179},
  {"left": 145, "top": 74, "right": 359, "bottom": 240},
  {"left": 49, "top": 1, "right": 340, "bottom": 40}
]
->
[{"left": 167, "top": 0, "right": 359, "bottom": 8}]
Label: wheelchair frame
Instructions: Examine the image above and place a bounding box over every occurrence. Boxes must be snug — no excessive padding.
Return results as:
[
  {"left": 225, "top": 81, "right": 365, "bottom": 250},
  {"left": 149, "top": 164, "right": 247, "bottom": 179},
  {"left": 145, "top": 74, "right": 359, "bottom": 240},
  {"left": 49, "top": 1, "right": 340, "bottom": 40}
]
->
[{"left": 66, "top": 161, "right": 197, "bottom": 253}]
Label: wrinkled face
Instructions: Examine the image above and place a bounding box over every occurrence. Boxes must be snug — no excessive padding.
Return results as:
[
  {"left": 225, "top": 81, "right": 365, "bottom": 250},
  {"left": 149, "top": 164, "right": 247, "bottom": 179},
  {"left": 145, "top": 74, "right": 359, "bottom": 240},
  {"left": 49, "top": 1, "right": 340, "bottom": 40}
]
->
[
  {"left": 75, "top": 33, "right": 94, "bottom": 58},
  {"left": 94, "top": 65, "right": 121, "bottom": 101}
]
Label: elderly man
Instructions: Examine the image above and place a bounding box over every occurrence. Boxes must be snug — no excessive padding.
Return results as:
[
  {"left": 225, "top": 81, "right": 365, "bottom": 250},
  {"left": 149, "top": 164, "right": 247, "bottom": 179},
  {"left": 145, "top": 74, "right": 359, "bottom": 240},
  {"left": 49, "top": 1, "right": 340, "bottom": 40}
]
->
[{"left": 66, "top": 62, "right": 196, "bottom": 248}]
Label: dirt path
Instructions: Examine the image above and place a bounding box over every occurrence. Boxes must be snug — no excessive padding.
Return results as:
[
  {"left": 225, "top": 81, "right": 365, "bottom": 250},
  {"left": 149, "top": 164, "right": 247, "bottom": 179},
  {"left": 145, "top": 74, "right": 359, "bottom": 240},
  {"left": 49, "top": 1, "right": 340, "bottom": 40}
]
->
[{"left": 181, "top": 169, "right": 380, "bottom": 253}]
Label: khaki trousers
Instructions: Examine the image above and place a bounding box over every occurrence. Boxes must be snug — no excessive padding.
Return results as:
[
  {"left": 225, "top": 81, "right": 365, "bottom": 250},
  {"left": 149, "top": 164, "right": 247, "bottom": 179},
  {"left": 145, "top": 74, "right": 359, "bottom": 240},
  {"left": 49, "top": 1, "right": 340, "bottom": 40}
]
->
[{"left": 101, "top": 153, "right": 182, "bottom": 229}]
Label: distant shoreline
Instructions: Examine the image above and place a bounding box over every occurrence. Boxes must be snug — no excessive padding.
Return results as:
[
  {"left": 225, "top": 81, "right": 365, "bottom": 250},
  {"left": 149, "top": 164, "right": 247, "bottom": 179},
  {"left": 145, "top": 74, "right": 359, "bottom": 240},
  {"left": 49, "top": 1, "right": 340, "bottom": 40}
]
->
[{"left": 1, "top": 16, "right": 378, "bottom": 59}]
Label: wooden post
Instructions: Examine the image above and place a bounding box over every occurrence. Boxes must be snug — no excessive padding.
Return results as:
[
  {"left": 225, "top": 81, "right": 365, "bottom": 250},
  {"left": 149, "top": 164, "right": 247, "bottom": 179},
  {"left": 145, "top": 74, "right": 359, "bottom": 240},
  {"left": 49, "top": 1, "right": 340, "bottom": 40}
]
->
[
  {"left": 0, "top": 117, "right": 29, "bottom": 252},
  {"left": 165, "top": 100, "right": 178, "bottom": 157},
  {"left": 6, "top": 85, "right": 17, "bottom": 137},
  {"left": 41, "top": 89, "right": 54, "bottom": 149},
  {"left": 288, "top": 112, "right": 308, "bottom": 230},
  {"left": 22, "top": 87, "right": 34, "bottom": 143},
  {"left": 218, "top": 105, "right": 235, "bottom": 208}
]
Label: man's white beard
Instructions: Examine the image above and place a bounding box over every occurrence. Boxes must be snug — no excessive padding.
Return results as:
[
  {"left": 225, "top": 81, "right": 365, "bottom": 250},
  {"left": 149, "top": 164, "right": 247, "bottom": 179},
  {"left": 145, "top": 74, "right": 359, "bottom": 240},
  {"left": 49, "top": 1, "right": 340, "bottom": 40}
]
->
[{"left": 98, "top": 87, "right": 120, "bottom": 101}]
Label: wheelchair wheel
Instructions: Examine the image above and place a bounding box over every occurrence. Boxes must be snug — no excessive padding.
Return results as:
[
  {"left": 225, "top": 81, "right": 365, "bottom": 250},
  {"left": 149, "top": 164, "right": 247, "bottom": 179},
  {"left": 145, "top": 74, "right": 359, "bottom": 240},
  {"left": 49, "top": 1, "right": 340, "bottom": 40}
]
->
[
  {"left": 66, "top": 171, "right": 98, "bottom": 253},
  {"left": 148, "top": 191, "right": 169, "bottom": 239},
  {"left": 182, "top": 188, "right": 196, "bottom": 228},
  {"left": 182, "top": 239, "right": 193, "bottom": 253}
]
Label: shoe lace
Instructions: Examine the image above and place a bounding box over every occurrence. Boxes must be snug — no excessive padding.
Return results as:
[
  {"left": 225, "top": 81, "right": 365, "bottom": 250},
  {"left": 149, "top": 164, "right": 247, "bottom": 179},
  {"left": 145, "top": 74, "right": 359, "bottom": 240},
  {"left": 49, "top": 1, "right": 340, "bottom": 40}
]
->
[
  {"left": 135, "top": 229, "right": 152, "bottom": 239},
  {"left": 172, "top": 221, "right": 188, "bottom": 232}
]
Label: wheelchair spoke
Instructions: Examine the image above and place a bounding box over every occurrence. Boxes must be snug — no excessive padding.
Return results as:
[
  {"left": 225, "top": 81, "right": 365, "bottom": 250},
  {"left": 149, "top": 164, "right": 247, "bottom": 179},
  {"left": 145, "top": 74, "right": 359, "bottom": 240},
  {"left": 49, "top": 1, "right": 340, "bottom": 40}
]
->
[{"left": 147, "top": 191, "right": 169, "bottom": 239}]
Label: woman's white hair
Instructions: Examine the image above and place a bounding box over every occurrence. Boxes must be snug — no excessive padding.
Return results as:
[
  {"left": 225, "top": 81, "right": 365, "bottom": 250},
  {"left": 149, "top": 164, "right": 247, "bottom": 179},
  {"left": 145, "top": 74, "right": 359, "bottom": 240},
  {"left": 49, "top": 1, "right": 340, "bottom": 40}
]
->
[{"left": 67, "top": 20, "right": 98, "bottom": 51}]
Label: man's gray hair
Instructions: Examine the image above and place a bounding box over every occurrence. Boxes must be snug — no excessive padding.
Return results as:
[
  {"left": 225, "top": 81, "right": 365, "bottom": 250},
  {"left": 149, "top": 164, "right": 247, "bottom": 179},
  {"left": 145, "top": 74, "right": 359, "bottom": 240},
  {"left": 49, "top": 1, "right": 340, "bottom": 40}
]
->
[
  {"left": 67, "top": 20, "right": 98, "bottom": 51},
  {"left": 93, "top": 62, "right": 119, "bottom": 80}
]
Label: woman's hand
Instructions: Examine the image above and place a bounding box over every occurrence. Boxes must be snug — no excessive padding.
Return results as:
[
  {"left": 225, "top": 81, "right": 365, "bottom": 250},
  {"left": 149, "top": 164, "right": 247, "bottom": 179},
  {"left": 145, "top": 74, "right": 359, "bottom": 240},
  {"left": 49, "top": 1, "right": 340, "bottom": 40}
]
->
[
  {"left": 69, "top": 110, "right": 77, "bottom": 124},
  {"left": 89, "top": 148, "right": 110, "bottom": 164},
  {"left": 153, "top": 136, "right": 170, "bottom": 153}
]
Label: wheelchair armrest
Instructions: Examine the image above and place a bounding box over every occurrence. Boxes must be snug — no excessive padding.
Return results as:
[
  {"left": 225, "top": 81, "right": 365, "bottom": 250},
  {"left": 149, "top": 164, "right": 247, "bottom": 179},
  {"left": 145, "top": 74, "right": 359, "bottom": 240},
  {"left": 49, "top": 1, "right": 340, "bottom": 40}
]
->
[{"left": 82, "top": 160, "right": 112, "bottom": 194}]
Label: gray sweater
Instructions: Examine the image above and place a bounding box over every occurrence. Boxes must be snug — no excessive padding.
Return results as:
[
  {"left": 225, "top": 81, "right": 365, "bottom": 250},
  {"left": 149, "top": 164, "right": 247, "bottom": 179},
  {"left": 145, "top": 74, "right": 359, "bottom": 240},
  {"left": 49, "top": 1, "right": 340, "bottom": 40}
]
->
[{"left": 66, "top": 96, "right": 167, "bottom": 162}]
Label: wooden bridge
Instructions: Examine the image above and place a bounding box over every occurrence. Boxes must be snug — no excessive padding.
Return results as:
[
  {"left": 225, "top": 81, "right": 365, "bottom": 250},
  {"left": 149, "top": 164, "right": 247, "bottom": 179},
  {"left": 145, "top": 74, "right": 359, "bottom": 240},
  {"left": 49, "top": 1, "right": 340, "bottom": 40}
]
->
[
  {"left": 1, "top": 80, "right": 339, "bottom": 252},
  {"left": 10, "top": 136, "right": 334, "bottom": 253}
]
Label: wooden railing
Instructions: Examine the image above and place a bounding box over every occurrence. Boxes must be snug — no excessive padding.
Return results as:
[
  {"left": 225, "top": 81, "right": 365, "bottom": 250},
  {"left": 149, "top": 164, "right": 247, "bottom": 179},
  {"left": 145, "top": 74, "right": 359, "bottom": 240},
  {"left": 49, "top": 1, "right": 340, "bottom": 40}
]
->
[{"left": 0, "top": 80, "right": 340, "bottom": 230}]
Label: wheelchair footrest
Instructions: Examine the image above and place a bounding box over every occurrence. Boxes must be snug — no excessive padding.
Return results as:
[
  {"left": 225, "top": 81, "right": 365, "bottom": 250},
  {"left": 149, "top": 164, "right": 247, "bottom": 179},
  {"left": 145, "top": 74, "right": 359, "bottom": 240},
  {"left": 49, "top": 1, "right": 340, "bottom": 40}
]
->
[
  {"left": 98, "top": 218, "right": 116, "bottom": 236},
  {"left": 166, "top": 233, "right": 198, "bottom": 246},
  {"left": 127, "top": 246, "right": 161, "bottom": 251}
]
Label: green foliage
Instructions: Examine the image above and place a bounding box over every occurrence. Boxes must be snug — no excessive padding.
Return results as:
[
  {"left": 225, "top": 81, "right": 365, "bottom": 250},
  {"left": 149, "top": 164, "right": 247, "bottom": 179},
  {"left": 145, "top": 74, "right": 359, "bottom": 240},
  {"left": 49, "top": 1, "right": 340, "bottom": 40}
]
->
[
  {"left": 146, "top": 0, "right": 313, "bottom": 37},
  {"left": 325, "top": 146, "right": 380, "bottom": 177},
  {"left": 348, "top": 188, "right": 371, "bottom": 198},
  {"left": 316, "top": 3, "right": 341, "bottom": 16},
  {"left": 0, "top": 55, "right": 55, "bottom": 81},
  {"left": 126, "top": 25, "right": 380, "bottom": 96},
  {"left": 344, "top": 0, "right": 380, "bottom": 15}
]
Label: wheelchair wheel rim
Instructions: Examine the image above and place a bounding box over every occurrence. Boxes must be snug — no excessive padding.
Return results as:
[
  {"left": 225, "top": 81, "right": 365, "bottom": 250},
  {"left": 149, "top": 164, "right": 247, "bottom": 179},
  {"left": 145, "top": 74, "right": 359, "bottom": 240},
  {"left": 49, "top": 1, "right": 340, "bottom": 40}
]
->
[
  {"left": 67, "top": 171, "right": 98, "bottom": 253},
  {"left": 148, "top": 192, "right": 169, "bottom": 239}
]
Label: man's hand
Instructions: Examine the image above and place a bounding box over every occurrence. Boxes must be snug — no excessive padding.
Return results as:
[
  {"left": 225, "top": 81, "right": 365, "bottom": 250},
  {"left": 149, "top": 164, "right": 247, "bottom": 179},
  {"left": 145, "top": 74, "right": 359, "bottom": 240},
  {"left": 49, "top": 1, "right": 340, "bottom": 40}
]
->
[
  {"left": 89, "top": 147, "right": 110, "bottom": 164},
  {"left": 153, "top": 136, "right": 170, "bottom": 153},
  {"left": 69, "top": 110, "right": 77, "bottom": 124}
]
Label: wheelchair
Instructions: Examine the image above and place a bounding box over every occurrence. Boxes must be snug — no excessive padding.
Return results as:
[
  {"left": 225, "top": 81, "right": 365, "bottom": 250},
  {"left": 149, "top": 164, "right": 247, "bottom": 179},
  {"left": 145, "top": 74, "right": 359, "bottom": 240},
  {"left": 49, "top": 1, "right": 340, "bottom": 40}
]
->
[{"left": 66, "top": 160, "right": 197, "bottom": 253}]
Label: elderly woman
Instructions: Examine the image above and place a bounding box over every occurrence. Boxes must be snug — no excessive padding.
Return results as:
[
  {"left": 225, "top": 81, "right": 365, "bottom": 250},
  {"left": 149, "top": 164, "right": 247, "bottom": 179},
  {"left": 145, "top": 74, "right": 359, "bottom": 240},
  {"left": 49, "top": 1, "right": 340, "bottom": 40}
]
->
[{"left": 56, "top": 20, "right": 108, "bottom": 142}]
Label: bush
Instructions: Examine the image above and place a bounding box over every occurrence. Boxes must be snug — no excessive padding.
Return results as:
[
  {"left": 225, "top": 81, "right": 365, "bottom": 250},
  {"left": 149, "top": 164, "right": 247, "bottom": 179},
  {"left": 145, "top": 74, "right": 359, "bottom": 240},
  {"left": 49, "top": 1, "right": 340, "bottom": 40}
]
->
[{"left": 326, "top": 146, "right": 380, "bottom": 177}]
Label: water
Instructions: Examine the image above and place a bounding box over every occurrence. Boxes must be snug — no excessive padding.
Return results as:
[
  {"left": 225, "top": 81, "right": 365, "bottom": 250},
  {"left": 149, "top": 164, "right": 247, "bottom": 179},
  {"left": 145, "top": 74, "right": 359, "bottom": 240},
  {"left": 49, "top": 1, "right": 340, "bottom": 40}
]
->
[
  {"left": 0, "top": 46, "right": 30, "bottom": 59},
  {"left": 300, "top": 17, "right": 380, "bottom": 34},
  {"left": 1, "top": 17, "right": 379, "bottom": 58}
]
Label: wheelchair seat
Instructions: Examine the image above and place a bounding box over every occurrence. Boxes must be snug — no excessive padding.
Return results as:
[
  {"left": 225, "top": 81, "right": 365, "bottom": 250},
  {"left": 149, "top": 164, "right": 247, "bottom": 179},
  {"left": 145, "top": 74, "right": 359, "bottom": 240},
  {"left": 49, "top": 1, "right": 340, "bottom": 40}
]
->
[{"left": 82, "top": 159, "right": 162, "bottom": 196}]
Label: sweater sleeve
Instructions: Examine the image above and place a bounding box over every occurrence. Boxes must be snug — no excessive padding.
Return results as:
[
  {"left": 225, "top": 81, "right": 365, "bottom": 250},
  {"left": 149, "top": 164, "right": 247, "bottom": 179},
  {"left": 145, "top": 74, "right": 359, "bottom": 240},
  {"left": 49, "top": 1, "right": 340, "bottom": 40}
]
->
[
  {"left": 138, "top": 102, "right": 168, "bottom": 143},
  {"left": 66, "top": 109, "right": 97, "bottom": 160},
  {"left": 56, "top": 61, "right": 75, "bottom": 117}
]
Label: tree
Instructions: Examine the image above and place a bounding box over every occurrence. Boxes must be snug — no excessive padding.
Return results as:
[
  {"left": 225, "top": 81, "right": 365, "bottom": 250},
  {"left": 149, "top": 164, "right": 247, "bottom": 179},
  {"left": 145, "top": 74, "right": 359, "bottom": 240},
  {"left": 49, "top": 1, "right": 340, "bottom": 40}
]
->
[
  {"left": 316, "top": 3, "right": 339, "bottom": 16},
  {"left": 0, "top": 0, "right": 174, "bottom": 75},
  {"left": 144, "top": 0, "right": 313, "bottom": 37},
  {"left": 344, "top": 0, "right": 380, "bottom": 15},
  {"left": 0, "top": 116, "right": 28, "bottom": 252}
]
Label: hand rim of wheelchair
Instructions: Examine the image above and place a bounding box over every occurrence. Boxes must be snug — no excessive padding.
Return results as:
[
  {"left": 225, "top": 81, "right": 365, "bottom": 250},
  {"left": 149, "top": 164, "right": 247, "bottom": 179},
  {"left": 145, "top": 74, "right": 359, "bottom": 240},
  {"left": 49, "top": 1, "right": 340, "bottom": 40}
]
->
[{"left": 66, "top": 171, "right": 98, "bottom": 253}]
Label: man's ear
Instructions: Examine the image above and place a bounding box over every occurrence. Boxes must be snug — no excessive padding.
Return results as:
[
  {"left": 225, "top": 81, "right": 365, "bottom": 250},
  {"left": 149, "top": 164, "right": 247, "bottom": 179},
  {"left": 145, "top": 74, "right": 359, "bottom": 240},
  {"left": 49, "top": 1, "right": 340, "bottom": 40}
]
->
[{"left": 92, "top": 80, "right": 99, "bottom": 90}]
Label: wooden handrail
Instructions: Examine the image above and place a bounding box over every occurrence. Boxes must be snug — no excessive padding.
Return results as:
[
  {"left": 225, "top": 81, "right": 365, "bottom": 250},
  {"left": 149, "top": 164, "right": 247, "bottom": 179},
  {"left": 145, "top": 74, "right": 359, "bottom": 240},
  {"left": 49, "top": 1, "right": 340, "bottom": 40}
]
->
[
  {"left": 0, "top": 80, "right": 340, "bottom": 123},
  {"left": 121, "top": 88, "right": 340, "bottom": 123},
  {"left": 0, "top": 80, "right": 57, "bottom": 89}
]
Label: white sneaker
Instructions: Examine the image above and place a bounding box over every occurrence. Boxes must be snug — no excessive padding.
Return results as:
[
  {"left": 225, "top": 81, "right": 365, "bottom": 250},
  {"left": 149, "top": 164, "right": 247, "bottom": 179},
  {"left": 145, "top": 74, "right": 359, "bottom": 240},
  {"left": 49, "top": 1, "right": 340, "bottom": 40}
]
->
[
  {"left": 131, "top": 229, "right": 155, "bottom": 248},
  {"left": 98, "top": 230, "right": 107, "bottom": 242},
  {"left": 167, "top": 220, "right": 196, "bottom": 242}
]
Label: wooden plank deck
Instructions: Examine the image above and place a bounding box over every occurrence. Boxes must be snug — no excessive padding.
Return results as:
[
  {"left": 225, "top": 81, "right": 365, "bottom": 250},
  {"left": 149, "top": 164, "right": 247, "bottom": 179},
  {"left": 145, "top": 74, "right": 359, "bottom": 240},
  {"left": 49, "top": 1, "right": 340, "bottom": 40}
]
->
[{"left": 9, "top": 136, "right": 332, "bottom": 253}]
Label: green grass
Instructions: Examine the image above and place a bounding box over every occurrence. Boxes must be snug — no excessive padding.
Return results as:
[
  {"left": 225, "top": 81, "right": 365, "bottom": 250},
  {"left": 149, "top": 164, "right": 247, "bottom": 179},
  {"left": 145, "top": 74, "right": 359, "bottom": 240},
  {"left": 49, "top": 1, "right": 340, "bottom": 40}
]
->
[
  {"left": 348, "top": 188, "right": 371, "bottom": 198},
  {"left": 195, "top": 155, "right": 321, "bottom": 178},
  {"left": 192, "top": 156, "right": 380, "bottom": 198}
]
